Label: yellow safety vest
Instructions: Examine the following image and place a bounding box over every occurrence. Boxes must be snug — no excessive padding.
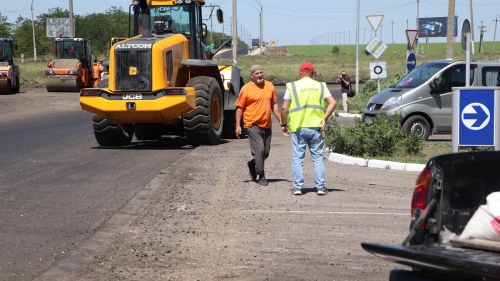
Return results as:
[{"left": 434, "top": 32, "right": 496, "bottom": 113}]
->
[{"left": 285, "top": 77, "right": 326, "bottom": 132}]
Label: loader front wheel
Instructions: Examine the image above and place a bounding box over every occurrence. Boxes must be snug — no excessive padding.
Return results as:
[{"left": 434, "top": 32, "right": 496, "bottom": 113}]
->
[
  {"left": 183, "top": 76, "right": 223, "bottom": 145},
  {"left": 92, "top": 114, "right": 134, "bottom": 146}
]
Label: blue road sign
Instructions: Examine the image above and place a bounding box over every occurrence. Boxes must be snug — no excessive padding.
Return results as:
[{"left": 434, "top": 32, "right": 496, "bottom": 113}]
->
[
  {"left": 407, "top": 52, "right": 416, "bottom": 72},
  {"left": 459, "top": 89, "right": 495, "bottom": 145}
]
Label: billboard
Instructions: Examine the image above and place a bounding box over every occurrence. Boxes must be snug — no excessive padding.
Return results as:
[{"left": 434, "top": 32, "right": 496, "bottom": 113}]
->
[
  {"left": 46, "top": 18, "right": 74, "bottom": 38},
  {"left": 418, "top": 16, "right": 457, "bottom": 38}
]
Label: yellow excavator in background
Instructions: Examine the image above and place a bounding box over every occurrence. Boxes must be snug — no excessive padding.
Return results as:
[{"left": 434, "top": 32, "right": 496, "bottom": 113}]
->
[
  {"left": 45, "top": 37, "right": 93, "bottom": 92},
  {"left": 80, "top": 0, "right": 242, "bottom": 146},
  {"left": 0, "top": 38, "right": 20, "bottom": 94}
]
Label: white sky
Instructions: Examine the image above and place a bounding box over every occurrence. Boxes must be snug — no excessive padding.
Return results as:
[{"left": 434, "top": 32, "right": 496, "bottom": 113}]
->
[{"left": 2, "top": 0, "right": 500, "bottom": 46}]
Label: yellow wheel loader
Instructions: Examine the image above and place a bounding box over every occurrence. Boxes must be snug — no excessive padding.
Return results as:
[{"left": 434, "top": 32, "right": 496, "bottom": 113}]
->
[
  {"left": 45, "top": 37, "right": 93, "bottom": 92},
  {"left": 0, "top": 38, "right": 20, "bottom": 94},
  {"left": 80, "top": 0, "right": 242, "bottom": 146}
]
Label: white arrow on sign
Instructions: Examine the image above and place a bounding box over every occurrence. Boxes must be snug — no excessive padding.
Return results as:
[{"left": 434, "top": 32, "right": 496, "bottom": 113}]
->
[
  {"left": 407, "top": 60, "right": 416, "bottom": 66},
  {"left": 366, "top": 15, "right": 384, "bottom": 33}
]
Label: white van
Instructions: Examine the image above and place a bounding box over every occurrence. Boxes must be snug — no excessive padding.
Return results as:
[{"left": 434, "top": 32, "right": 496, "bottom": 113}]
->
[{"left": 362, "top": 60, "right": 500, "bottom": 140}]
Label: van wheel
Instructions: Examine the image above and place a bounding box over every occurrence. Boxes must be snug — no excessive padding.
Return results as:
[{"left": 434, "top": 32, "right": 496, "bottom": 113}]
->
[{"left": 402, "top": 116, "right": 430, "bottom": 140}]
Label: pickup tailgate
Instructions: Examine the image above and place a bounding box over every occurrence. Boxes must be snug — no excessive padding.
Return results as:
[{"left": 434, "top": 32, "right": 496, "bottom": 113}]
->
[{"left": 362, "top": 243, "right": 500, "bottom": 280}]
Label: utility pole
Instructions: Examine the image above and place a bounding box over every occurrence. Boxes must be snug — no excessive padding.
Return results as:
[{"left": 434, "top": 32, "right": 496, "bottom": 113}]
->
[
  {"left": 252, "top": 4, "right": 262, "bottom": 54},
  {"left": 363, "top": 28, "right": 366, "bottom": 44},
  {"left": 232, "top": 0, "right": 237, "bottom": 64},
  {"left": 446, "top": 0, "right": 455, "bottom": 59},
  {"left": 478, "top": 21, "right": 486, "bottom": 53},
  {"left": 470, "top": 0, "right": 475, "bottom": 41},
  {"left": 416, "top": 0, "right": 419, "bottom": 29},
  {"left": 391, "top": 20, "right": 394, "bottom": 44},
  {"left": 494, "top": 15, "right": 499, "bottom": 52},
  {"left": 406, "top": 18, "right": 409, "bottom": 29},
  {"left": 69, "top": 0, "right": 74, "bottom": 38},
  {"left": 30, "top": 0, "right": 37, "bottom": 61},
  {"left": 255, "top": 0, "right": 263, "bottom": 55},
  {"left": 240, "top": 24, "right": 243, "bottom": 47},
  {"left": 380, "top": 24, "right": 383, "bottom": 40},
  {"left": 348, "top": 30, "right": 350, "bottom": 45}
]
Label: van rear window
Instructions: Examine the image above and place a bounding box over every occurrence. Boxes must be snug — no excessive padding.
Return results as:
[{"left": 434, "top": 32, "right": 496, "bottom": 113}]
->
[{"left": 482, "top": 67, "right": 500, "bottom": 86}]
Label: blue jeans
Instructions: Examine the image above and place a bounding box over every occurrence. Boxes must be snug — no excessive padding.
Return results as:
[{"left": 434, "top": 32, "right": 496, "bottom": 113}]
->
[{"left": 291, "top": 128, "right": 325, "bottom": 189}]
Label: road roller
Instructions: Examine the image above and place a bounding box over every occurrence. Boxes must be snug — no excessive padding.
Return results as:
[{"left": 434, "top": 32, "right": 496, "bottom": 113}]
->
[
  {"left": 0, "top": 38, "right": 20, "bottom": 94},
  {"left": 45, "top": 37, "right": 93, "bottom": 92}
]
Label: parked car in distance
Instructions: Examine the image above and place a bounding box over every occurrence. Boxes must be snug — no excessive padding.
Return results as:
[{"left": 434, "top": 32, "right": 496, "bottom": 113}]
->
[{"left": 362, "top": 60, "right": 500, "bottom": 140}]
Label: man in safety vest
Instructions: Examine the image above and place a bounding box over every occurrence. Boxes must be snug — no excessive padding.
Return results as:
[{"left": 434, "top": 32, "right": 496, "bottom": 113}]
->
[
  {"left": 280, "top": 62, "right": 337, "bottom": 196},
  {"left": 98, "top": 59, "right": 105, "bottom": 78},
  {"left": 91, "top": 57, "right": 101, "bottom": 87}
]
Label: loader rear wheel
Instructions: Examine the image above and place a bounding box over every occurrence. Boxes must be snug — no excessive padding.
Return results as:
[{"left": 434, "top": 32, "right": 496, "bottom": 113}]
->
[
  {"left": 135, "top": 124, "right": 162, "bottom": 140},
  {"left": 92, "top": 114, "right": 134, "bottom": 146},
  {"left": 183, "top": 76, "right": 223, "bottom": 145}
]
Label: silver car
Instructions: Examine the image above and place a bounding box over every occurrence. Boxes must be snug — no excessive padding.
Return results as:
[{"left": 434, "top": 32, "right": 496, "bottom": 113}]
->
[{"left": 363, "top": 60, "right": 500, "bottom": 140}]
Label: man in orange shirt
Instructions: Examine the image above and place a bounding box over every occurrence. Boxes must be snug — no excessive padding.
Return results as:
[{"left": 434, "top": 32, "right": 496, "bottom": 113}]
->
[{"left": 235, "top": 65, "right": 282, "bottom": 186}]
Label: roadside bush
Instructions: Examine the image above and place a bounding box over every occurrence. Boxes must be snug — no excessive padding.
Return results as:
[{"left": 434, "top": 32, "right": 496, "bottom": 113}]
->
[
  {"left": 331, "top": 46, "right": 340, "bottom": 55},
  {"left": 324, "top": 113, "right": 423, "bottom": 158}
]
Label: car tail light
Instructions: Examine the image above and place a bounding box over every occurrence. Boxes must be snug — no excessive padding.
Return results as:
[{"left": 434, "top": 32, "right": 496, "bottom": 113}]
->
[{"left": 411, "top": 167, "right": 431, "bottom": 228}]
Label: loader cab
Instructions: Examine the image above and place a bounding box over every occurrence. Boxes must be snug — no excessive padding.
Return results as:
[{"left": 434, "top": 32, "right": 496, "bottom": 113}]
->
[
  {"left": 133, "top": 1, "right": 215, "bottom": 60},
  {"left": 0, "top": 38, "right": 15, "bottom": 66},
  {"left": 53, "top": 37, "right": 92, "bottom": 67}
]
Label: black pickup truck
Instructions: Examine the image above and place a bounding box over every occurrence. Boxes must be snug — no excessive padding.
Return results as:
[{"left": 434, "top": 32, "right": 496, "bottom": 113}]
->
[{"left": 362, "top": 151, "right": 500, "bottom": 281}]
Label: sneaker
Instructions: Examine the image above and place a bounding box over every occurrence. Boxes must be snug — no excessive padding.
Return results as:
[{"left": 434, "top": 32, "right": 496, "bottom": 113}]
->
[
  {"left": 291, "top": 188, "right": 302, "bottom": 195},
  {"left": 257, "top": 176, "right": 268, "bottom": 186},
  {"left": 316, "top": 188, "right": 328, "bottom": 195},
  {"left": 247, "top": 160, "right": 256, "bottom": 181}
]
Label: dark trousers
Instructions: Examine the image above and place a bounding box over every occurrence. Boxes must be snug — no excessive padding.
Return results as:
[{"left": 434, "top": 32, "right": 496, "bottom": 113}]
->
[{"left": 247, "top": 125, "right": 272, "bottom": 176}]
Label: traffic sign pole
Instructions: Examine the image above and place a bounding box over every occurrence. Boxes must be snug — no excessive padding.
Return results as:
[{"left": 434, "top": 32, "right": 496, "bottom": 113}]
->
[{"left": 466, "top": 32, "right": 470, "bottom": 87}]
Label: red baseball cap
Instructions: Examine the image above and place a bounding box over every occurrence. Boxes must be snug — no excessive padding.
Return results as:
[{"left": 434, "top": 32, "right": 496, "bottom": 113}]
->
[{"left": 299, "top": 62, "right": 314, "bottom": 73}]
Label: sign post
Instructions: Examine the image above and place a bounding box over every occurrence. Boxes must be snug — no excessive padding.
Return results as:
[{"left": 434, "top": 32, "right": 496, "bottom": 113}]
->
[
  {"left": 462, "top": 19, "right": 471, "bottom": 87},
  {"left": 370, "top": 61, "right": 387, "bottom": 92}
]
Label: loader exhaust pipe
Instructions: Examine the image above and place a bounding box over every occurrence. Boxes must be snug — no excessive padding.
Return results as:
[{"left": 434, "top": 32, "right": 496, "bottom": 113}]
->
[{"left": 139, "top": 0, "right": 152, "bottom": 38}]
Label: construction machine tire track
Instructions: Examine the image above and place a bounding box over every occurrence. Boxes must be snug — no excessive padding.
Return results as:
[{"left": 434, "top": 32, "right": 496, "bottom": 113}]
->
[
  {"left": 183, "top": 76, "right": 223, "bottom": 145},
  {"left": 92, "top": 114, "right": 134, "bottom": 146}
]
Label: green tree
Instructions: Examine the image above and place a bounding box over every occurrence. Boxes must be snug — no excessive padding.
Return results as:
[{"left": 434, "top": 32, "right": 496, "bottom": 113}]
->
[{"left": 0, "top": 13, "right": 12, "bottom": 38}]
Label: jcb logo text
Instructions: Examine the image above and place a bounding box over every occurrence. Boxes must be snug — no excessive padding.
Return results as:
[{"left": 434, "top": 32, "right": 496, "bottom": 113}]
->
[{"left": 123, "top": 94, "right": 142, "bottom": 100}]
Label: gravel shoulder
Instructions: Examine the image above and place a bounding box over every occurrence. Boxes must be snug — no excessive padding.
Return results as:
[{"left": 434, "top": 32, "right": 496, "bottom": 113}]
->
[
  {"left": 34, "top": 119, "right": 417, "bottom": 280},
  {"left": 0, "top": 89, "right": 81, "bottom": 122}
]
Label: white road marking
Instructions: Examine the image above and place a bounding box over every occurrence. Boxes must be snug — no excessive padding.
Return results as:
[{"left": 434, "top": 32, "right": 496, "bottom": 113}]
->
[{"left": 246, "top": 210, "right": 409, "bottom": 216}]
